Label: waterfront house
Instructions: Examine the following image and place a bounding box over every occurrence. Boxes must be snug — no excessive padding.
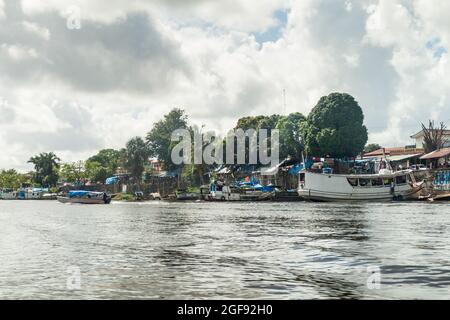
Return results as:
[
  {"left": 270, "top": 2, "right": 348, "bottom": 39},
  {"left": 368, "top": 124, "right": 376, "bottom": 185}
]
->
[
  {"left": 420, "top": 148, "right": 450, "bottom": 168},
  {"left": 362, "top": 146, "right": 424, "bottom": 169},
  {"left": 410, "top": 129, "right": 450, "bottom": 149}
]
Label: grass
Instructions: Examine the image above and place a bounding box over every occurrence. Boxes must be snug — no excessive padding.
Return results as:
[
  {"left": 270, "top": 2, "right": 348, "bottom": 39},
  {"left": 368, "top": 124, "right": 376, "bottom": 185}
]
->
[{"left": 111, "top": 193, "right": 135, "bottom": 201}]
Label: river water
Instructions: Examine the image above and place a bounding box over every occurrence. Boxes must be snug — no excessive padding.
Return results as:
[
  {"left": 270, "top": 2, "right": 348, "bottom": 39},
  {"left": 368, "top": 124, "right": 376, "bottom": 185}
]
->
[{"left": 0, "top": 200, "right": 449, "bottom": 299}]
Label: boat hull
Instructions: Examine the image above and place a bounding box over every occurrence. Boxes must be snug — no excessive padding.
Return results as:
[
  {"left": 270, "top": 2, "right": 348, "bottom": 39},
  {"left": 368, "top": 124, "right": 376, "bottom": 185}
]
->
[
  {"left": 57, "top": 196, "right": 111, "bottom": 204},
  {"left": 298, "top": 171, "right": 423, "bottom": 202}
]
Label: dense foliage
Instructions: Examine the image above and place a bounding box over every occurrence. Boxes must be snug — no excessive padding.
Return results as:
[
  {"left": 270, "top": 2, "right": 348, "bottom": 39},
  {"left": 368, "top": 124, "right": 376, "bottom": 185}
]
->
[
  {"left": 146, "top": 108, "right": 188, "bottom": 171},
  {"left": 124, "top": 137, "right": 149, "bottom": 183},
  {"left": 28, "top": 152, "right": 60, "bottom": 187},
  {"left": 0, "top": 169, "right": 28, "bottom": 189},
  {"left": 301, "top": 93, "right": 368, "bottom": 158}
]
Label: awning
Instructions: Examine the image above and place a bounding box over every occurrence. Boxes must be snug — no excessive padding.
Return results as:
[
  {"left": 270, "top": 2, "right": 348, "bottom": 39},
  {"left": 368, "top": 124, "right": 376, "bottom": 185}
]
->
[
  {"left": 420, "top": 148, "right": 450, "bottom": 160},
  {"left": 388, "top": 153, "right": 423, "bottom": 162}
]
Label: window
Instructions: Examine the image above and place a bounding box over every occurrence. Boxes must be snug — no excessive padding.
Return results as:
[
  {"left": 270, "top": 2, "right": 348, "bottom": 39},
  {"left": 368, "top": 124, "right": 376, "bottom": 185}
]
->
[
  {"left": 299, "top": 173, "right": 305, "bottom": 183},
  {"left": 396, "top": 175, "right": 407, "bottom": 185},
  {"left": 359, "top": 179, "right": 370, "bottom": 187},
  {"left": 347, "top": 178, "right": 358, "bottom": 187},
  {"left": 371, "top": 178, "right": 383, "bottom": 186},
  {"left": 383, "top": 178, "right": 393, "bottom": 187}
]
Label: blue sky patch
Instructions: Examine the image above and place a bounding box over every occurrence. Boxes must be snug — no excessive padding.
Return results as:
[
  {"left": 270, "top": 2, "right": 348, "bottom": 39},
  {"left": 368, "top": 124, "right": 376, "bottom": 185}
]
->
[
  {"left": 253, "top": 9, "right": 288, "bottom": 44},
  {"left": 426, "top": 37, "right": 447, "bottom": 58}
]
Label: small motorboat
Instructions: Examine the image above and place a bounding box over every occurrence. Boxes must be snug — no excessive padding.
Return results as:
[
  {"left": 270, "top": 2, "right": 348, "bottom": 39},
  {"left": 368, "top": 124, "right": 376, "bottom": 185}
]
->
[{"left": 57, "top": 190, "right": 111, "bottom": 204}]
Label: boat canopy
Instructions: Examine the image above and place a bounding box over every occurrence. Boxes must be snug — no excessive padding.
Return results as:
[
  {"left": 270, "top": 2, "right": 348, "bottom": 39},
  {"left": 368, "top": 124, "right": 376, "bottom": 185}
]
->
[
  {"left": 69, "top": 190, "right": 90, "bottom": 198},
  {"left": 68, "top": 190, "right": 104, "bottom": 198}
]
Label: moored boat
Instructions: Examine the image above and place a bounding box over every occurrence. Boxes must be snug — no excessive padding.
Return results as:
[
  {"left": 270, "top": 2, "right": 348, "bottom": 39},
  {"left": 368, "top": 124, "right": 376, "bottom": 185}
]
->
[
  {"left": 0, "top": 189, "right": 18, "bottom": 200},
  {"left": 207, "top": 181, "right": 274, "bottom": 201},
  {"left": 57, "top": 190, "right": 111, "bottom": 204},
  {"left": 175, "top": 189, "right": 200, "bottom": 201},
  {"left": 298, "top": 169, "right": 425, "bottom": 201}
]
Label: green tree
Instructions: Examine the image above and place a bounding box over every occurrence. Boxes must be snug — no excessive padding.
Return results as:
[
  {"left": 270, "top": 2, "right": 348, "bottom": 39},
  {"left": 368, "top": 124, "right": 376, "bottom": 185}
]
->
[
  {"left": 60, "top": 161, "right": 86, "bottom": 185},
  {"left": 86, "top": 149, "right": 121, "bottom": 183},
  {"left": 363, "top": 143, "right": 382, "bottom": 154},
  {"left": 124, "top": 137, "right": 149, "bottom": 184},
  {"left": 230, "top": 114, "right": 282, "bottom": 165},
  {"left": 301, "top": 93, "right": 368, "bottom": 158},
  {"left": 276, "top": 112, "right": 306, "bottom": 160},
  {"left": 146, "top": 108, "right": 188, "bottom": 171},
  {"left": 85, "top": 161, "right": 109, "bottom": 183},
  {"left": 28, "top": 152, "right": 61, "bottom": 187},
  {"left": 0, "top": 169, "right": 27, "bottom": 189},
  {"left": 87, "top": 149, "right": 120, "bottom": 171}
]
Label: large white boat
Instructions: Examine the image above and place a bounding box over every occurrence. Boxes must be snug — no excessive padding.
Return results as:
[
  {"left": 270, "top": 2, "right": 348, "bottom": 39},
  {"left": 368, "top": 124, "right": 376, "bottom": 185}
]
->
[
  {"left": 298, "top": 169, "right": 424, "bottom": 201},
  {"left": 57, "top": 190, "right": 111, "bottom": 204}
]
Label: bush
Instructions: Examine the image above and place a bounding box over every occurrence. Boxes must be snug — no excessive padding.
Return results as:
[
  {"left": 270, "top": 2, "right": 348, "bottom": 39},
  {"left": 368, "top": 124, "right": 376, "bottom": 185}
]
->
[{"left": 112, "top": 193, "right": 135, "bottom": 201}]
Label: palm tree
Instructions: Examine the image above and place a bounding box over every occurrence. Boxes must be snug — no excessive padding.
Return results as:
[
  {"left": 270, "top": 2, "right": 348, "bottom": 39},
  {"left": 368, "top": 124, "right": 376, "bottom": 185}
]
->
[{"left": 28, "top": 152, "right": 61, "bottom": 187}]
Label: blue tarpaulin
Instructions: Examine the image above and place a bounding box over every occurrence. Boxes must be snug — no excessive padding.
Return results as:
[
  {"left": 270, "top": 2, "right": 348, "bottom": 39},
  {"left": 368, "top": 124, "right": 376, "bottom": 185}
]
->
[
  {"left": 288, "top": 163, "right": 304, "bottom": 175},
  {"left": 69, "top": 190, "right": 90, "bottom": 198},
  {"left": 105, "top": 177, "right": 119, "bottom": 185}
]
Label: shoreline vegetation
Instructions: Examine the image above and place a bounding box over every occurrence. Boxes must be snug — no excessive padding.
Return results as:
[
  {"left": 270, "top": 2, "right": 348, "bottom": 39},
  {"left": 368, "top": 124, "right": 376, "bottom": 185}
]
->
[{"left": 1, "top": 92, "right": 448, "bottom": 202}]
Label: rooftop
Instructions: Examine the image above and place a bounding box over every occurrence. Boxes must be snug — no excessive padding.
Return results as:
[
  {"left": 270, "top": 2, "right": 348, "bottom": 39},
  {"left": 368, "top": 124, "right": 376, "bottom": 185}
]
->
[
  {"left": 410, "top": 129, "right": 450, "bottom": 139},
  {"left": 363, "top": 147, "right": 424, "bottom": 158},
  {"left": 420, "top": 147, "right": 450, "bottom": 160}
]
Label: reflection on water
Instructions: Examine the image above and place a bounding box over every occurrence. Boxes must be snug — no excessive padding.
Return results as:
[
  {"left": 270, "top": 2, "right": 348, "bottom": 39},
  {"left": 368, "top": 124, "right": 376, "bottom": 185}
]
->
[{"left": 0, "top": 200, "right": 449, "bottom": 299}]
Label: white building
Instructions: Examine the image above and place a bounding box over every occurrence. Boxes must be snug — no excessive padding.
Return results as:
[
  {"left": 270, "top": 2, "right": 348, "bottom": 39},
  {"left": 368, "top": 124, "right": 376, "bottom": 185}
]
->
[{"left": 410, "top": 129, "right": 450, "bottom": 149}]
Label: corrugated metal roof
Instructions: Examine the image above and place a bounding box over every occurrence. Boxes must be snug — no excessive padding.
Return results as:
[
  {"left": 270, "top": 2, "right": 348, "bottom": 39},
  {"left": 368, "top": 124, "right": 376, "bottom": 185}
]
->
[{"left": 420, "top": 148, "right": 450, "bottom": 160}]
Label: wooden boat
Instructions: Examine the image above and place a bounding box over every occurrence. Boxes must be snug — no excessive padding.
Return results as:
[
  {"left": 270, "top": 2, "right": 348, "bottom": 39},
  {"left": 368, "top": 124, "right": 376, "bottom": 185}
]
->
[
  {"left": 428, "top": 193, "right": 450, "bottom": 201},
  {"left": 207, "top": 183, "right": 274, "bottom": 201},
  {"left": 175, "top": 189, "right": 200, "bottom": 201},
  {"left": 57, "top": 190, "right": 111, "bottom": 204},
  {"left": 298, "top": 169, "right": 425, "bottom": 201}
]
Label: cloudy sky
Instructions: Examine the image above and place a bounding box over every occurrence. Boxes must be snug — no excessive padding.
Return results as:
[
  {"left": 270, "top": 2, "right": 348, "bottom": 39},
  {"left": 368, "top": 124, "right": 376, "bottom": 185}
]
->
[{"left": 1, "top": 0, "right": 450, "bottom": 170}]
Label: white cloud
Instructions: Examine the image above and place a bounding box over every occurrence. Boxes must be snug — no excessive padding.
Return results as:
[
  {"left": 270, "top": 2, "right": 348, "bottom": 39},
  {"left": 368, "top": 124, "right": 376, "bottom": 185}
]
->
[
  {"left": 0, "top": 0, "right": 450, "bottom": 170},
  {"left": 0, "top": 0, "right": 5, "bottom": 20},
  {"left": 1, "top": 43, "right": 38, "bottom": 61},
  {"left": 22, "top": 21, "right": 51, "bottom": 40}
]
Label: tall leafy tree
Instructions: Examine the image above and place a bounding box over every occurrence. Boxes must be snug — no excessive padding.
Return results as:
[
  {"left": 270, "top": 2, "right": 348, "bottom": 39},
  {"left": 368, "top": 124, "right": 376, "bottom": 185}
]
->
[
  {"left": 276, "top": 112, "right": 306, "bottom": 160},
  {"left": 60, "top": 161, "right": 87, "bottom": 185},
  {"left": 87, "top": 149, "right": 120, "bottom": 172},
  {"left": 86, "top": 149, "right": 121, "bottom": 182},
  {"left": 28, "top": 152, "right": 61, "bottom": 187},
  {"left": 146, "top": 108, "right": 188, "bottom": 171},
  {"left": 230, "top": 114, "right": 281, "bottom": 165},
  {"left": 124, "top": 137, "right": 149, "bottom": 183},
  {"left": 301, "top": 93, "right": 368, "bottom": 158}
]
